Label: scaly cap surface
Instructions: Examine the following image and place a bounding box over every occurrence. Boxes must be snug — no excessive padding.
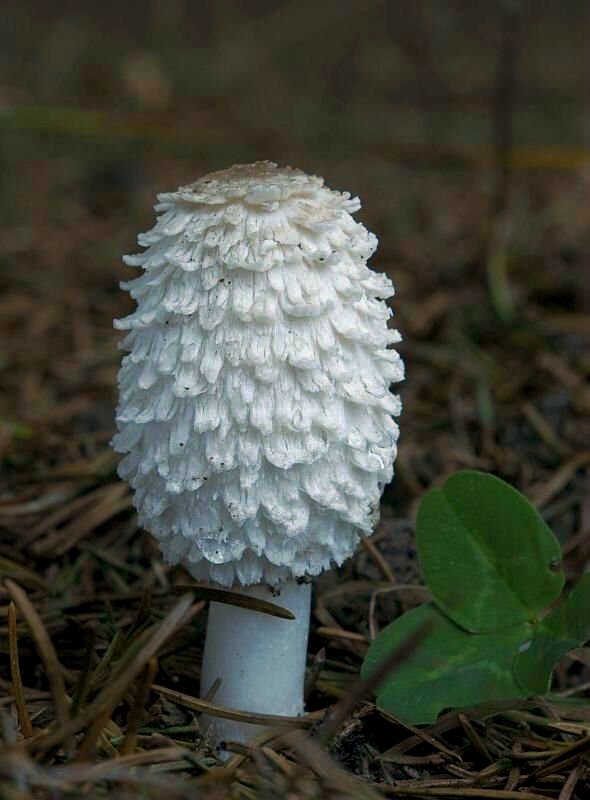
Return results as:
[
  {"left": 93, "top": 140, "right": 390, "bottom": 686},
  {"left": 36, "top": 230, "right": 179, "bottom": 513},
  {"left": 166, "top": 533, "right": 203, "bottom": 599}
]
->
[{"left": 112, "top": 162, "right": 403, "bottom": 586}]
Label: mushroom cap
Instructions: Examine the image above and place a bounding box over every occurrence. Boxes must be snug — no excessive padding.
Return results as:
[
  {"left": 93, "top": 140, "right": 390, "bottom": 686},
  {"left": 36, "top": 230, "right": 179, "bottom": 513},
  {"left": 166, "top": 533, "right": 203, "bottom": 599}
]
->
[{"left": 112, "top": 162, "right": 403, "bottom": 587}]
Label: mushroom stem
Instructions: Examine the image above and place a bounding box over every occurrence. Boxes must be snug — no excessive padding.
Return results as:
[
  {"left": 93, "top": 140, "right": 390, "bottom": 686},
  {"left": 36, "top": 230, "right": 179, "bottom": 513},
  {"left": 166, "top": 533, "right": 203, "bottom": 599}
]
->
[{"left": 200, "top": 579, "right": 312, "bottom": 752}]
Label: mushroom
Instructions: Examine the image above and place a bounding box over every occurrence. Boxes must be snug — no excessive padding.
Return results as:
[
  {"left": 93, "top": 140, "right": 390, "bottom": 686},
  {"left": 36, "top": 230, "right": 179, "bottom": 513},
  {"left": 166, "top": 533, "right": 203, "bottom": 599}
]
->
[{"left": 112, "top": 162, "right": 403, "bottom": 749}]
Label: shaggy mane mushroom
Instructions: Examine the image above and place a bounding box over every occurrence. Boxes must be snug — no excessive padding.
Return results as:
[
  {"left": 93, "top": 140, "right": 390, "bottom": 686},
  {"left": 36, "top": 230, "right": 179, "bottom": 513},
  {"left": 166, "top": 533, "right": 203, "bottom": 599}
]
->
[{"left": 112, "top": 161, "right": 403, "bottom": 750}]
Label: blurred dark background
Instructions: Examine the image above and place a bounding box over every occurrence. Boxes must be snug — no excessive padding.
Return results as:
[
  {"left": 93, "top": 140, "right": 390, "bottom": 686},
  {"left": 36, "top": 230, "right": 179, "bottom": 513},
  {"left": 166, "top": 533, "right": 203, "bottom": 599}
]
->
[
  {"left": 0, "top": 5, "right": 590, "bottom": 785},
  {"left": 1, "top": 0, "right": 589, "bottom": 550}
]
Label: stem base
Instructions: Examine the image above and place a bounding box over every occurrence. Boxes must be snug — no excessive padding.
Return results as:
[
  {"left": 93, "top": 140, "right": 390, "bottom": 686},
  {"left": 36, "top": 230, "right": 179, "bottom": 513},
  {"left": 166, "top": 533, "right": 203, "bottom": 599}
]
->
[{"left": 200, "top": 580, "right": 312, "bottom": 752}]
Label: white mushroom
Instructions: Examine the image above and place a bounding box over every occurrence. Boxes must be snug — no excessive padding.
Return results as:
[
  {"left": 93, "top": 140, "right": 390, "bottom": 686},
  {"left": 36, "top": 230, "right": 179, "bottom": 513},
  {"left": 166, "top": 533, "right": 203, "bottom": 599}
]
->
[{"left": 112, "top": 162, "right": 403, "bottom": 750}]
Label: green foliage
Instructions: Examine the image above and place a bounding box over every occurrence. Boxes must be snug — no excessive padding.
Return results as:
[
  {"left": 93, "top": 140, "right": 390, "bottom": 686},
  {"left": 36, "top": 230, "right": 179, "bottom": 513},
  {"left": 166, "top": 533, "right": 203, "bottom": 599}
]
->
[
  {"left": 362, "top": 470, "right": 589, "bottom": 724},
  {"left": 362, "top": 603, "right": 531, "bottom": 724},
  {"left": 416, "top": 470, "right": 564, "bottom": 632},
  {"left": 514, "top": 572, "right": 590, "bottom": 694}
]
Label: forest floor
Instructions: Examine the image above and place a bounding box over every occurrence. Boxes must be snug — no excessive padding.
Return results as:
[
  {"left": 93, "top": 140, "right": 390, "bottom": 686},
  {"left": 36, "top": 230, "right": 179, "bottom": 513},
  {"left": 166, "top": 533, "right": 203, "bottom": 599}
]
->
[{"left": 1, "top": 2, "right": 589, "bottom": 797}]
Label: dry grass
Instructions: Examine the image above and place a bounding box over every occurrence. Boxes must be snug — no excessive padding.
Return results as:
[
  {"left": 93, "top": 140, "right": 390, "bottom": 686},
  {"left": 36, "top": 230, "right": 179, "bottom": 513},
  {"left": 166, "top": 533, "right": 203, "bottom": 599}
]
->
[{"left": 1, "top": 1, "right": 590, "bottom": 796}]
